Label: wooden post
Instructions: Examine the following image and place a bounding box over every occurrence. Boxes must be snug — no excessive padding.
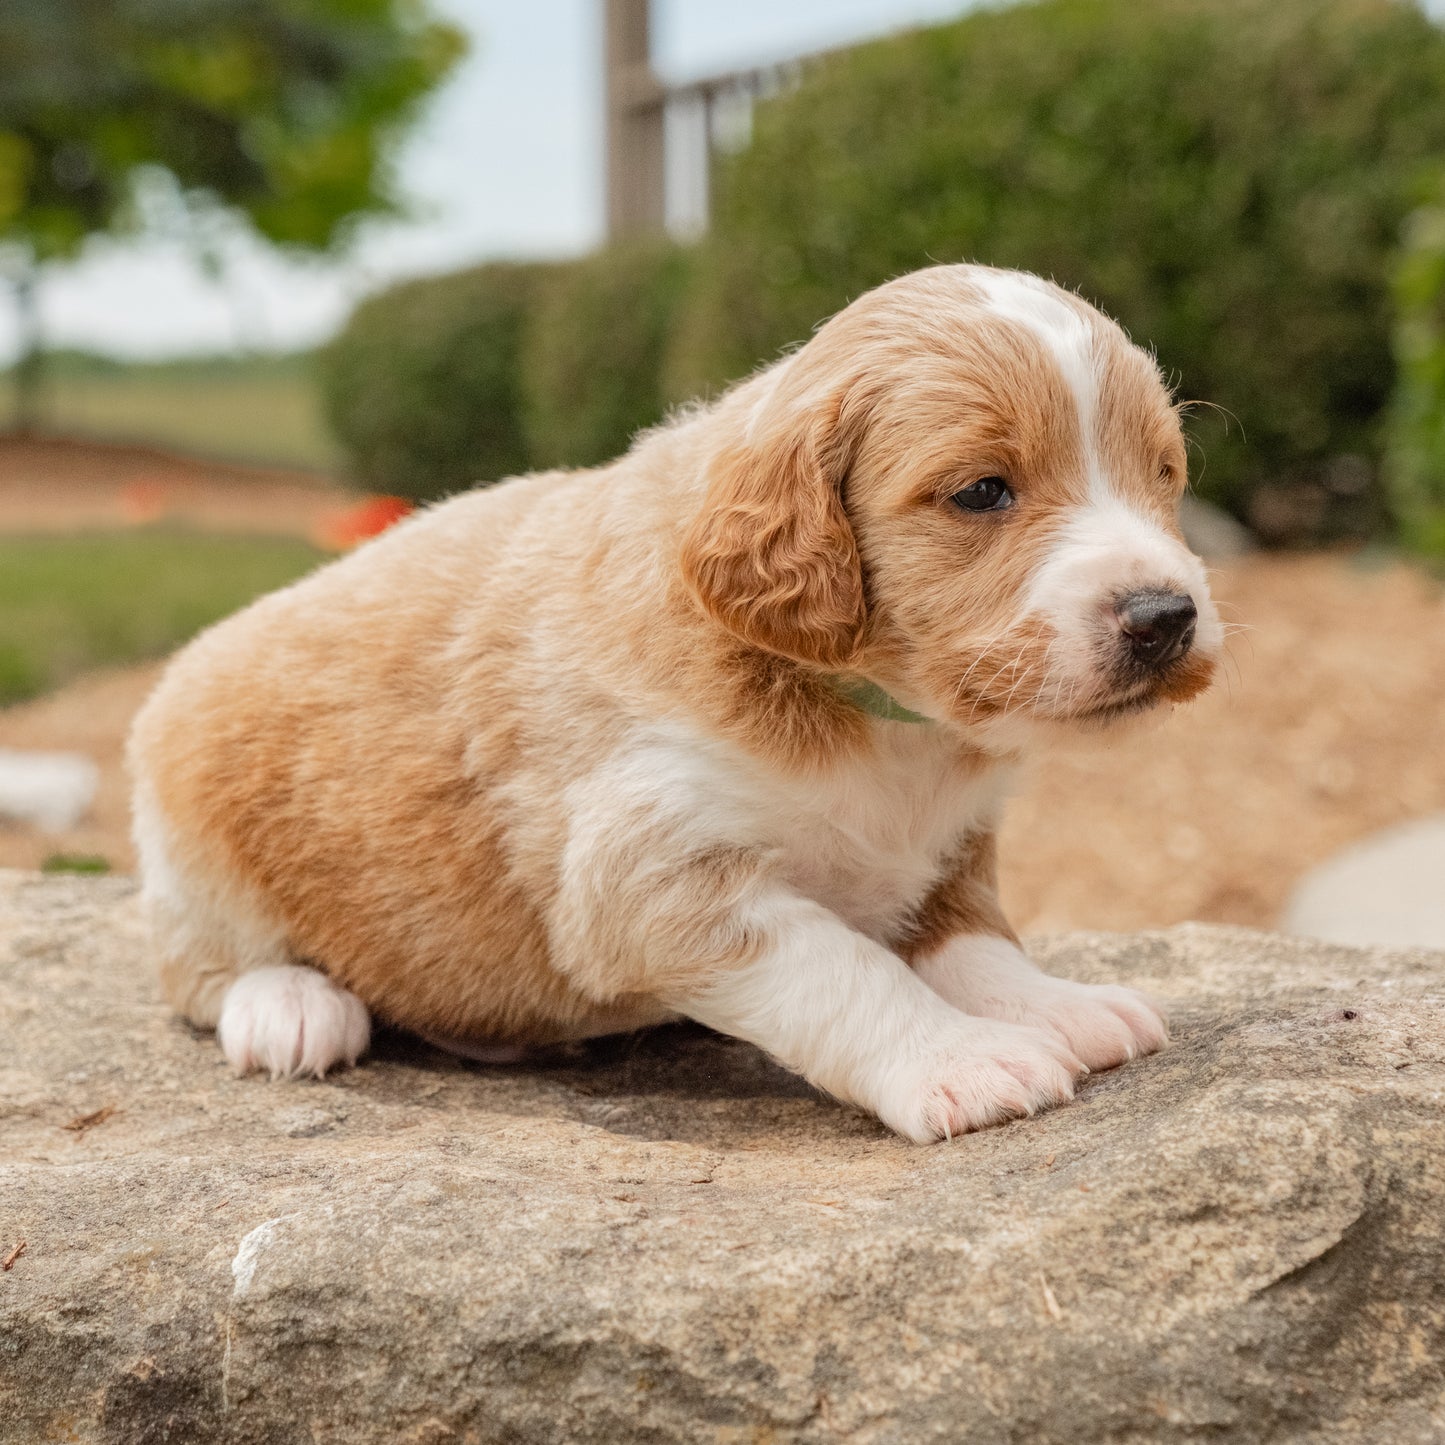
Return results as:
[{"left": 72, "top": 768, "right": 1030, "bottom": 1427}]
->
[{"left": 604, "top": 0, "right": 666, "bottom": 238}]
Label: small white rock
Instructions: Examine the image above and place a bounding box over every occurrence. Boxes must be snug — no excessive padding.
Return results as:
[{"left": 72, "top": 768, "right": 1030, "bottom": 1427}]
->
[{"left": 0, "top": 749, "right": 100, "bottom": 832}]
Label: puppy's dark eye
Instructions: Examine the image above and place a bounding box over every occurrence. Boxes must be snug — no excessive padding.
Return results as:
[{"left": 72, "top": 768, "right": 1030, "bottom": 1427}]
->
[{"left": 951, "top": 477, "right": 1014, "bottom": 513}]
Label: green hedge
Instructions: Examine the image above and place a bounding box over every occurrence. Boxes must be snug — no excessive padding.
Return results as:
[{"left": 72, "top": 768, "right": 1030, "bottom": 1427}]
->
[
  {"left": 1387, "top": 196, "right": 1445, "bottom": 558},
  {"left": 521, "top": 241, "right": 689, "bottom": 470},
  {"left": 666, "top": 0, "right": 1445, "bottom": 536},
  {"left": 322, "top": 247, "right": 687, "bottom": 500},
  {"left": 320, "top": 262, "right": 546, "bottom": 502}
]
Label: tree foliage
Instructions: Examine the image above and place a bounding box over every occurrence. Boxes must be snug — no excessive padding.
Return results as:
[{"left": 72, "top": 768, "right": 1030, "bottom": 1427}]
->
[{"left": 0, "top": 0, "right": 465, "bottom": 261}]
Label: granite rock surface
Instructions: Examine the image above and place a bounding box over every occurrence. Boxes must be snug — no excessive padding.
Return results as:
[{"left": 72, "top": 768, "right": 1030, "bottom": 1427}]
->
[{"left": 2, "top": 870, "right": 1443, "bottom": 1444}]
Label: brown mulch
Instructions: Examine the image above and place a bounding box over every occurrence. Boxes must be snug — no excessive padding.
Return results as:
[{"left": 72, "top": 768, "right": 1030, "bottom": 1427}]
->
[
  {"left": 1, "top": 552, "right": 1442, "bottom": 936},
  {"left": 0, "top": 433, "right": 344, "bottom": 538}
]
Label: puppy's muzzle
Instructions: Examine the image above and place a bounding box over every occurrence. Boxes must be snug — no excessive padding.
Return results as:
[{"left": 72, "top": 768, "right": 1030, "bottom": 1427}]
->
[{"left": 1115, "top": 589, "right": 1197, "bottom": 669}]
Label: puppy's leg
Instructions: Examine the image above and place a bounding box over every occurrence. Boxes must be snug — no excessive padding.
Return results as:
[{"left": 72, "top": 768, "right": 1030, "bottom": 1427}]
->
[
  {"left": 903, "top": 829, "right": 1166, "bottom": 1073},
  {"left": 551, "top": 760, "right": 1084, "bottom": 1141},
  {"left": 913, "top": 934, "right": 1168, "bottom": 1073},
  {"left": 671, "top": 893, "right": 1088, "bottom": 1144},
  {"left": 133, "top": 786, "right": 369, "bottom": 1078}
]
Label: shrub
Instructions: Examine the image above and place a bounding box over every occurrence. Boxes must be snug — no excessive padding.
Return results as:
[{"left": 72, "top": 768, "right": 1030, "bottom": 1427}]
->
[
  {"left": 522, "top": 242, "right": 689, "bottom": 469},
  {"left": 666, "top": 0, "right": 1445, "bottom": 536},
  {"left": 322, "top": 247, "right": 689, "bottom": 495},
  {"left": 1386, "top": 198, "right": 1445, "bottom": 558},
  {"left": 321, "top": 263, "right": 546, "bottom": 502}
]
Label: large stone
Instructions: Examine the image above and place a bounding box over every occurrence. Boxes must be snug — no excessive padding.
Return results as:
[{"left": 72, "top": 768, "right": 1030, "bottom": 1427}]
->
[{"left": 1, "top": 869, "right": 1443, "bottom": 1444}]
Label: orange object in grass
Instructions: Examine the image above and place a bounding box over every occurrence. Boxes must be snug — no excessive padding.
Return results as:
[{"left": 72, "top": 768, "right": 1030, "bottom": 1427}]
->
[
  {"left": 119, "top": 480, "right": 169, "bottom": 524},
  {"left": 316, "top": 495, "right": 414, "bottom": 550}
]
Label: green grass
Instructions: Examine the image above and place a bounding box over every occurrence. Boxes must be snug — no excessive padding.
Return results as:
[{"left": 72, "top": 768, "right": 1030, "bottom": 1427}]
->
[
  {"left": 0, "top": 530, "right": 328, "bottom": 706},
  {"left": 0, "top": 352, "right": 342, "bottom": 473},
  {"left": 41, "top": 853, "right": 112, "bottom": 875}
]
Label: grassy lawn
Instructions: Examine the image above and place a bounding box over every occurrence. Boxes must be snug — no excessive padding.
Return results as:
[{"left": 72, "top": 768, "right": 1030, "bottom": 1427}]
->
[
  {"left": 0, "top": 530, "right": 328, "bottom": 706},
  {"left": 0, "top": 352, "right": 341, "bottom": 473}
]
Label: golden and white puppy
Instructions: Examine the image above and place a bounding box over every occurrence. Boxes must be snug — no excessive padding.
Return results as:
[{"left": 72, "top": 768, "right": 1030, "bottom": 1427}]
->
[{"left": 127, "top": 264, "right": 1221, "bottom": 1143}]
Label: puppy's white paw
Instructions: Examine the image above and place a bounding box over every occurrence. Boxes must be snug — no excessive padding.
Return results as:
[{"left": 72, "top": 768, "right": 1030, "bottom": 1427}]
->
[
  {"left": 974, "top": 978, "right": 1168, "bottom": 1074},
  {"left": 917, "top": 937, "right": 1168, "bottom": 1075},
  {"left": 217, "top": 965, "right": 370, "bottom": 1080},
  {"left": 876, "top": 1017, "right": 1086, "bottom": 1144},
  {"left": 1029, "top": 979, "right": 1168, "bottom": 1072}
]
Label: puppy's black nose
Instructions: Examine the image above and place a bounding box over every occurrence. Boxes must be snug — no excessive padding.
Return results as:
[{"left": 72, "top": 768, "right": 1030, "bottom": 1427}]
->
[{"left": 1116, "top": 589, "right": 1197, "bottom": 667}]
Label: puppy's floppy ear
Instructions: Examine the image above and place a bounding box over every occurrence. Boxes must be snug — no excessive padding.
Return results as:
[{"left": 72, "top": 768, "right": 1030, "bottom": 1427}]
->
[{"left": 680, "top": 388, "right": 867, "bottom": 668}]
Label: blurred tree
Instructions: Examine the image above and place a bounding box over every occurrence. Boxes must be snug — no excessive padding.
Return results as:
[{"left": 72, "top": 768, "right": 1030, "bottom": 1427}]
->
[{"left": 0, "top": 0, "right": 465, "bottom": 430}]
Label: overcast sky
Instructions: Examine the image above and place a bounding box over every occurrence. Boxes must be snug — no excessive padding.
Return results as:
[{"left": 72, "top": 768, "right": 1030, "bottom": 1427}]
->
[{"left": 0, "top": 0, "right": 976, "bottom": 363}]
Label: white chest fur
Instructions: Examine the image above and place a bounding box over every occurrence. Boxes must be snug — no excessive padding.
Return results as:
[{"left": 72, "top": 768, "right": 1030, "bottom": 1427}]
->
[
  {"left": 763, "top": 723, "right": 1008, "bottom": 942},
  {"left": 558, "top": 721, "right": 1009, "bottom": 955}
]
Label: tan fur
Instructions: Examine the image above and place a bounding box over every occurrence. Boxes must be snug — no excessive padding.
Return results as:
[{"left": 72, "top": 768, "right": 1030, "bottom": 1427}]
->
[
  {"left": 899, "top": 830, "right": 1017, "bottom": 960},
  {"left": 680, "top": 387, "right": 868, "bottom": 668},
  {"left": 128, "top": 263, "right": 1215, "bottom": 1057}
]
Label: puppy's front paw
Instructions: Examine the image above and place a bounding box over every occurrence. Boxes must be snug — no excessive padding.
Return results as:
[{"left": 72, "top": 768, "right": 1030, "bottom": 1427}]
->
[
  {"left": 988, "top": 979, "right": 1168, "bottom": 1074},
  {"left": 1028, "top": 982, "right": 1161, "bottom": 1075},
  {"left": 217, "top": 965, "right": 370, "bottom": 1080},
  {"left": 877, "top": 1018, "right": 1085, "bottom": 1144},
  {"left": 916, "top": 939, "right": 1168, "bottom": 1076}
]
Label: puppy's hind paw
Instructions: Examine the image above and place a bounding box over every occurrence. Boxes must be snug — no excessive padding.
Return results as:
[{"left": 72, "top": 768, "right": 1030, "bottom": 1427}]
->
[{"left": 217, "top": 966, "right": 370, "bottom": 1080}]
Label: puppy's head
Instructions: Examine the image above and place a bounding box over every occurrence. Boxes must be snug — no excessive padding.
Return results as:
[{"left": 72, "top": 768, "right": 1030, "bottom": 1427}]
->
[{"left": 680, "top": 264, "right": 1221, "bottom": 747}]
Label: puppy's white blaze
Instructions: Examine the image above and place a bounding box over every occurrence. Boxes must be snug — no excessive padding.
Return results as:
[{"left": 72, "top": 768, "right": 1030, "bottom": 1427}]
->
[
  {"left": 677, "top": 889, "right": 1084, "bottom": 1143},
  {"left": 976, "top": 269, "right": 1104, "bottom": 498},
  {"left": 217, "top": 965, "right": 371, "bottom": 1080},
  {"left": 974, "top": 271, "right": 1219, "bottom": 668}
]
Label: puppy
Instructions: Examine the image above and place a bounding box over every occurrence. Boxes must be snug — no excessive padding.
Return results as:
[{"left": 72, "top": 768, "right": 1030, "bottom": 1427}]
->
[{"left": 127, "top": 264, "right": 1221, "bottom": 1143}]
